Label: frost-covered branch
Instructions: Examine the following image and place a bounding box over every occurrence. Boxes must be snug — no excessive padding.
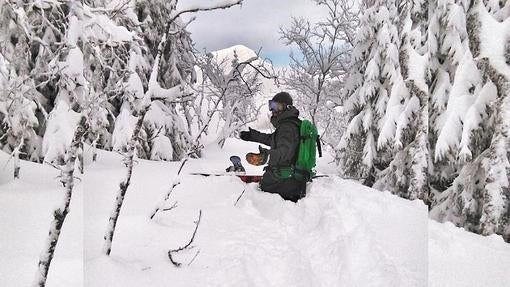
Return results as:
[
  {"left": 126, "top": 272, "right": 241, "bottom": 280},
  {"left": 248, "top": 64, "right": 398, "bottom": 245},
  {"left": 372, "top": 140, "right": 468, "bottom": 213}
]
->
[
  {"left": 169, "top": 0, "right": 243, "bottom": 24},
  {"left": 280, "top": 0, "right": 357, "bottom": 132},
  {"left": 193, "top": 52, "right": 270, "bottom": 150}
]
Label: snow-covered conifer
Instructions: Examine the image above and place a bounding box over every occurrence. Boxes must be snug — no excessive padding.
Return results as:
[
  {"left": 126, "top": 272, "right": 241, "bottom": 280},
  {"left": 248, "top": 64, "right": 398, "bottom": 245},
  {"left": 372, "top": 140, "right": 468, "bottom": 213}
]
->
[
  {"left": 430, "top": 0, "right": 510, "bottom": 241},
  {"left": 368, "top": 0, "right": 431, "bottom": 202},
  {"left": 128, "top": 0, "right": 196, "bottom": 160},
  {"left": 337, "top": 0, "right": 403, "bottom": 185},
  {"left": 427, "top": 0, "right": 471, "bottom": 190},
  {"left": 0, "top": 0, "right": 70, "bottom": 173}
]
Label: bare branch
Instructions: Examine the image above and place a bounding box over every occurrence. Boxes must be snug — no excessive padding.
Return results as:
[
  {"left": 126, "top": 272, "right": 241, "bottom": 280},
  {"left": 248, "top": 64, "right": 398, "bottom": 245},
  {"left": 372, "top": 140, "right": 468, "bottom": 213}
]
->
[
  {"left": 149, "top": 158, "right": 189, "bottom": 219},
  {"left": 162, "top": 201, "right": 178, "bottom": 212},
  {"left": 169, "top": 0, "right": 243, "bottom": 24},
  {"left": 168, "top": 210, "right": 203, "bottom": 267},
  {"left": 234, "top": 189, "right": 246, "bottom": 206}
]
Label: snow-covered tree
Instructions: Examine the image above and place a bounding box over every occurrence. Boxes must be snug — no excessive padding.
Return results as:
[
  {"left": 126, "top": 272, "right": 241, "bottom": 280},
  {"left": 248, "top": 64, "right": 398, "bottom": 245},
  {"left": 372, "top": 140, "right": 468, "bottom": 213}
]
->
[
  {"left": 79, "top": 1, "right": 143, "bottom": 160},
  {"left": 336, "top": 0, "right": 404, "bottom": 185},
  {"left": 41, "top": 10, "right": 87, "bottom": 166},
  {"left": 0, "top": 0, "right": 70, "bottom": 175},
  {"left": 371, "top": 0, "right": 431, "bottom": 202},
  {"left": 114, "top": 0, "right": 197, "bottom": 161},
  {"left": 34, "top": 116, "right": 87, "bottom": 287},
  {"left": 280, "top": 0, "right": 358, "bottom": 146},
  {"left": 430, "top": 0, "right": 510, "bottom": 242},
  {"left": 0, "top": 73, "right": 40, "bottom": 178},
  {"left": 195, "top": 49, "right": 262, "bottom": 148},
  {"left": 426, "top": 0, "right": 471, "bottom": 192},
  {"left": 338, "top": 0, "right": 510, "bottom": 241},
  {"left": 103, "top": 0, "right": 244, "bottom": 256}
]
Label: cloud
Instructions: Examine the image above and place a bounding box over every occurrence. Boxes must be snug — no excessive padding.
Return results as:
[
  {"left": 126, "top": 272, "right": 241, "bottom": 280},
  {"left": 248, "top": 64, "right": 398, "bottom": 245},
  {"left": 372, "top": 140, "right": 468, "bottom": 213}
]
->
[{"left": 181, "top": 0, "right": 328, "bottom": 66}]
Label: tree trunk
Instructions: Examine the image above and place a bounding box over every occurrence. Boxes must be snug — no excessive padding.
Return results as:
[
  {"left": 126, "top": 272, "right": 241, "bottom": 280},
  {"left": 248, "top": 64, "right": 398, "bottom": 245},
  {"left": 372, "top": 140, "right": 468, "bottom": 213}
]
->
[
  {"left": 103, "top": 109, "right": 147, "bottom": 256},
  {"left": 33, "top": 117, "right": 86, "bottom": 287},
  {"left": 13, "top": 137, "right": 24, "bottom": 179}
]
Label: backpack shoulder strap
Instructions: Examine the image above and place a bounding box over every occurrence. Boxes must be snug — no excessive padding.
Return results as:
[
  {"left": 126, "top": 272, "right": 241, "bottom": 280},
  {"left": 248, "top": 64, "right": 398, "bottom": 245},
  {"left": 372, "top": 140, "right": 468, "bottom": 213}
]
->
[{"left": 316, "top": 136, "right": 322, "bottom": 158}]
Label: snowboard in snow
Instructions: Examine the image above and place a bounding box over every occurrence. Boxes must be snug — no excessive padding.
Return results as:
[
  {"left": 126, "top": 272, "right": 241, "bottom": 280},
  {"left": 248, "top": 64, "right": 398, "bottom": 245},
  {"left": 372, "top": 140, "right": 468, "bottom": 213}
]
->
[
  {"left": 191, "top": 155, "right": 335, "bottom": 183},
  {"left": 225, "top": 155, "right": 246, "bottom": 173},
  {"left": 191, "top": 155, "right": 261, "bottom": 183},
  {"left": 189, "top": 172, "right": 263, "bottom": 183}
]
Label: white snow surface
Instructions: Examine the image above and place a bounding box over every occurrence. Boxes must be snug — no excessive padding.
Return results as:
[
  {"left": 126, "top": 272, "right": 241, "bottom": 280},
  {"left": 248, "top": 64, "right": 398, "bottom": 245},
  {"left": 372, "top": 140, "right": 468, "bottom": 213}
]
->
[
  {"left": 429, "top": 221, "right": 510, "bottom": 287},
  {"left": 478, "top": 2, "right": 510, "bottom": 77},
  {"left": 1, "top": 139, "right": 509, "bottom": 286},
  {"left": 0, "top": 153, "right": 83, "bottom": 286}
]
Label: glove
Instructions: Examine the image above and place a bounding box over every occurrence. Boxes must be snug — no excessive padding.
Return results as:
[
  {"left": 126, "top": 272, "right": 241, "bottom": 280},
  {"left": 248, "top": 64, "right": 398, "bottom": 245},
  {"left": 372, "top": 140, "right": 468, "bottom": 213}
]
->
[
  {"left": 239, "top": 127, "right": 254, "bottom": 141},
  {"left": 246, "top": 145, "right": 269, "bottom": 166}
]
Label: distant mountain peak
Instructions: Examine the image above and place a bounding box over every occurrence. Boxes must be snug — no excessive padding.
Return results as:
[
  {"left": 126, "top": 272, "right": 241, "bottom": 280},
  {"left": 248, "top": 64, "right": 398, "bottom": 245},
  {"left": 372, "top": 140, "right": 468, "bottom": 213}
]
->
[{"left": 212, "top": 44, "right": 258, "bottom": 64}]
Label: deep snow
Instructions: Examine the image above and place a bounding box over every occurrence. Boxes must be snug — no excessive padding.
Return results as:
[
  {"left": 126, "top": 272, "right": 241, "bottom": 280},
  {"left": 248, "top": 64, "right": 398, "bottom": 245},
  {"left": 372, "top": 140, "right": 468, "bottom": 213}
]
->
[{"left": 1, "top": 139, "right": 509, "bottom": 286}]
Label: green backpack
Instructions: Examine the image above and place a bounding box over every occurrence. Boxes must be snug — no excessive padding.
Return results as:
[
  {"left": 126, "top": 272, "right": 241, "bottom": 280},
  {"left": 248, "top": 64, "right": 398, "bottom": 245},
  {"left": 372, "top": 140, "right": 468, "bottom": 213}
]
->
[{"left": 277, "top": 119, "right": 322, "bottom": 181}]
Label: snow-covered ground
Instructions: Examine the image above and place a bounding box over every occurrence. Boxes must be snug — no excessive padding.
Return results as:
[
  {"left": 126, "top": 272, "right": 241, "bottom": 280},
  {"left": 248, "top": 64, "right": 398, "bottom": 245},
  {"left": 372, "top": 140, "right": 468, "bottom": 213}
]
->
[
  {"left": 1, "top": 139, "right": 509, "bottom": 286},
  {"left": 0, "top": 151, "right": 83, "bottom": 286}
]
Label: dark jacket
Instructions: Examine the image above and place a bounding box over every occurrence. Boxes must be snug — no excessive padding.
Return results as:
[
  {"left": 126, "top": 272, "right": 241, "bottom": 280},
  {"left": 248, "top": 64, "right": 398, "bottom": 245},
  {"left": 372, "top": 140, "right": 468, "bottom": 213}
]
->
[{"left": 249, "top": 107, "right": 306, "bottom": 202}]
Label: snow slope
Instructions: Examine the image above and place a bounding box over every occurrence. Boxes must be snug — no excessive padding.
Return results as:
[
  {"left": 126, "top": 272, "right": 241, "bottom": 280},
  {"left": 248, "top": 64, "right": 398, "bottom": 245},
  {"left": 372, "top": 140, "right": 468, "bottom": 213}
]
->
[
  {"left": 0, "top": 151, "right": 83, "bottom": 286},
  {"left": 429, "top": 221, "right": 510, "bottom": 287},
  {"left": 1, "top": 139, "right": 510, "bottom": 286},
  {"left": 84, "top": 140, "right": 427, "bottom": 287}
]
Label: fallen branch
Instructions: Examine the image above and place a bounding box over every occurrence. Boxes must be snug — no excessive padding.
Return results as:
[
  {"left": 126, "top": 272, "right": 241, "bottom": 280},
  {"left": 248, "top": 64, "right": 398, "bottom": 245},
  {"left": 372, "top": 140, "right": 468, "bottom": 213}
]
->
[
  {"left": 234, "top": 188, "right": 246, "bottom": 206},
  {"left": 168, "top": 210, "right": 202, "bottom": 267},
  {"left": 187, "top": 250, "right": 200, "bottom": 266},
  {"left": 162, "top": 201, "right": 178, "bottom": 212}
]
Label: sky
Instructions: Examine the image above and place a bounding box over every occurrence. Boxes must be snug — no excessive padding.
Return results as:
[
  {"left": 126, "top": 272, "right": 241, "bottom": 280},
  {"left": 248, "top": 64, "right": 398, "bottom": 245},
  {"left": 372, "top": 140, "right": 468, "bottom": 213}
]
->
[{"left": 180, "top": 0, "right": 328, "bottom": 67}]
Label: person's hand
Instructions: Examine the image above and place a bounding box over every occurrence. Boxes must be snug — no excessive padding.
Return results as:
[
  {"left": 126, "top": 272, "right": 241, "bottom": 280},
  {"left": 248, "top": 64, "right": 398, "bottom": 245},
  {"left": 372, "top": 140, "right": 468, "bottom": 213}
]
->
[
  {"left": 246, "top": 145, "right": 269, "bottom": 166},
  {"left": 240, "top": 127, "right": 254, "bottom": 141}
]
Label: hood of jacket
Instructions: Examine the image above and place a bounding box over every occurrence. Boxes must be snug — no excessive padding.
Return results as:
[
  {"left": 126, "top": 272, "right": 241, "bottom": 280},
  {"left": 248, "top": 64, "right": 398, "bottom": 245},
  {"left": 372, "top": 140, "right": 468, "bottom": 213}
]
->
[{"left": 270, "top": 106, "right": 300, "bottom": 128}]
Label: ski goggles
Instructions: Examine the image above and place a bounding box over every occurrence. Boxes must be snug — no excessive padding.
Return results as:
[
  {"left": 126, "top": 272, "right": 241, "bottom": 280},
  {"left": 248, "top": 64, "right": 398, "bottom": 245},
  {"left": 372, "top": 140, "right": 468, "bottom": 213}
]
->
[{"left": 268, "top": 100, "right": 283, "bottom": 112}]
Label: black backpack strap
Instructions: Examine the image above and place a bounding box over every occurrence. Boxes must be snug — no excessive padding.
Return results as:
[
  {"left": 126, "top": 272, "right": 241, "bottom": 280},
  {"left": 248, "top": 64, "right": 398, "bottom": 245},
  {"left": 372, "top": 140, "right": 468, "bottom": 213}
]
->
[{"left": 316, "top": 136, "right": 322, "bottom": 158}]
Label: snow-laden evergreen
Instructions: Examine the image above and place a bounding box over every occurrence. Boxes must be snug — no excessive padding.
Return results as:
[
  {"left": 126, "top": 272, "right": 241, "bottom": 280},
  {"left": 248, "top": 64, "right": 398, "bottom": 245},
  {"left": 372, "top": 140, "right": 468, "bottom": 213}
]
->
[
  {"left": 340, "top": 0, "right": 510, "bottom": 241},
  {"left": 0, "top": 0, "right": 69, "bottom": 168},
  {"left": 372, "top": 0, "right": 431, "bottom": 203},
  {"left": 430, "top": 0, "right": 510, "bottom": 241},
  {"left": 337, "top": 0, "right": 404, "bottom": 185}
]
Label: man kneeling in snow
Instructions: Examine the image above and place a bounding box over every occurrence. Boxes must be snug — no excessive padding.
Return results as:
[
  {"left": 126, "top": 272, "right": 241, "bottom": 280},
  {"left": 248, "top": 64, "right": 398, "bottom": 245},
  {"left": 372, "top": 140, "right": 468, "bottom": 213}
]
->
[{"left": 239, "top": 92, "right": 306, "bottom": 202}]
